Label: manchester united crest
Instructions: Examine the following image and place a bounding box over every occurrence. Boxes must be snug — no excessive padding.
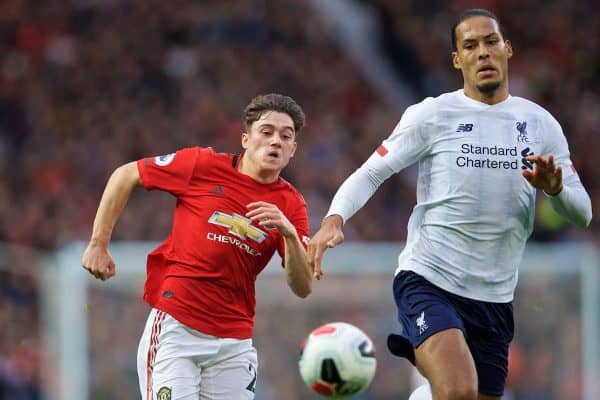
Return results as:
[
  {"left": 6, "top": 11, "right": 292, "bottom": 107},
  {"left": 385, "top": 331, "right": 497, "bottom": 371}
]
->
[{"left": 157, "top": 386, "right": 171, "bottom": 400}]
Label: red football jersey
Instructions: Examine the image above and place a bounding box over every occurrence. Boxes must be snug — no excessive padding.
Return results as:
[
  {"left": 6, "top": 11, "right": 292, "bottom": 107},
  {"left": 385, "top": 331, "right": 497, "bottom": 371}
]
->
[{"left": 137, "top": 147, "right": 309, "bottom": 339}]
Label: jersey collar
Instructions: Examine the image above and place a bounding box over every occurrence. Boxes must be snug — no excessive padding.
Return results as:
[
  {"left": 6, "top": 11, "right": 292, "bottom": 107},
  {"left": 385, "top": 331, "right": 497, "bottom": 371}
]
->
[{"left": 458, "top": 89, "right": 512, "bottom": 108}]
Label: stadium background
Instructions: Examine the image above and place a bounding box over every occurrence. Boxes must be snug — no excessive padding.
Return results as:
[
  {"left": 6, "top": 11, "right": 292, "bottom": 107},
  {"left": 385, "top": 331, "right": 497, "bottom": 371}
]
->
[{"left": 0, "top": 0, "right": 598, "bottom": 399}]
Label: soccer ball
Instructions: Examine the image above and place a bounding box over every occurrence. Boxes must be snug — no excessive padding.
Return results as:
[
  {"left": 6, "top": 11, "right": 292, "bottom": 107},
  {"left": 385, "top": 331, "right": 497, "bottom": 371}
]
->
[{"left": 299, "top": 322, "right": 377, "bottom": 398}]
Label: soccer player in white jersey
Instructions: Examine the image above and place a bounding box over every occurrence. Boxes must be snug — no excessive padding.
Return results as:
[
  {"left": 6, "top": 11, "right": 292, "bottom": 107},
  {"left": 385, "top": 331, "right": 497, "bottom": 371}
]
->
[{"left": 308, "top": 8, "right": 591, "bottom": 400}]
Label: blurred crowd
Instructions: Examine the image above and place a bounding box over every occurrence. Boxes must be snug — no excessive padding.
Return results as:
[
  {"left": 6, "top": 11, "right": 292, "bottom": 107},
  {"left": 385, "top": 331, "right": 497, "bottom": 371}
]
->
[
  {"left": 0, "top": 247, "right": 42, "bottom": 399},
  {"left": 0, "top": 0, "right": 598, "bottom": 399},
  {"left": 2, "top": 0, "right": 597, "bottom": 250},
  {"left": 0, "top": 0, "right": 396, "bottom": 250}
]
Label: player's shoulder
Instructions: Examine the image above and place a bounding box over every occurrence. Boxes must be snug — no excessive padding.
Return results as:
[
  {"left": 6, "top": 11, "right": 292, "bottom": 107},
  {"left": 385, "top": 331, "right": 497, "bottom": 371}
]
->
[
  {"left": 403, "top": 90, "right": 460, "bottom": 121},
  {"left": 508, "top": 95, "right": 562, "bottom": 129},
  {"left": 276, "top": 177, "right": 307, "bottom": 204},
  {"left": 509, "top": 96, "right": 555, "bottom": 118},
  {"left": 192, "top": 146, "right": 237, "bottom": 165}
]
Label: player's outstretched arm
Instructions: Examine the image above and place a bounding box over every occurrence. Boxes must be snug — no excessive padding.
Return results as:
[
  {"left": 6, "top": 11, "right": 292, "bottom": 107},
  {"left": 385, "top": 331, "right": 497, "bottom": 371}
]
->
[
  {"left": 246, "top": 201, "right": 313, "bottom": 298},
  {"left": 307, "top": 215, "right": 345, "bottom": 281},
  {"left": 306, "top": 150, "right": 394, "bottom": 277},
  {"left": 82, "top": 162, "right": 142, "bottom": 280}
]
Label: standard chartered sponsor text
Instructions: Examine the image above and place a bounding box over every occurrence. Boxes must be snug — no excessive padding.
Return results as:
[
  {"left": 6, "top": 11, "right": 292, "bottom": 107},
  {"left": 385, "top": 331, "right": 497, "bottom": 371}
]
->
[
  {"left": 461, "top": 144, "right": 518, "bottom": 156},
  {"left": 457, "top": 144, "right": 520, "bottom": 169},
  {"left": 207, "top": 232, "right": 262, "bottom": 256}
]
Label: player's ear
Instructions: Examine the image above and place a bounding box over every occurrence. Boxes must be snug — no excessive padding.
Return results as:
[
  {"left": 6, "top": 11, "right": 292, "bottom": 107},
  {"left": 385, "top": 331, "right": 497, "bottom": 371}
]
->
[
  {"left": 505, "top": 40, "right": 513, "bottom": 60},
  {"left": 241, "top": 132, "right": 250, "bottom": 149},
  {"left": 451, "top": 51, "right": 461, "bottom": 70}
]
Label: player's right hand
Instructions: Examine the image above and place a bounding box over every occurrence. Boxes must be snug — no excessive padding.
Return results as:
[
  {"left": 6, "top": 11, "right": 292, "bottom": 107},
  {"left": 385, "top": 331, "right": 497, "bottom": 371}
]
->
[
  {"left": 81, "top": 242, "right": 116, "bottom": 281},
  {"left": 307, "top": 215, "right": 345, "bottom": 280}
]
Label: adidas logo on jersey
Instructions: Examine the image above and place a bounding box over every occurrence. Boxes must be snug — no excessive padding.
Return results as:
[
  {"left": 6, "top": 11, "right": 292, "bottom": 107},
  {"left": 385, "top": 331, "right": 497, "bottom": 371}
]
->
[{"left": 210, "top": 185, "right": 224, "bottom": 195}]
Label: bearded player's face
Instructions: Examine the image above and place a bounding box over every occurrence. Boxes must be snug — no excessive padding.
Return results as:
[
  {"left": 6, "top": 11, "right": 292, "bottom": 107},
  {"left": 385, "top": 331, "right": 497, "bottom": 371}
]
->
[
  {"left": 452, "top": 16, "right": 512, "bottom": 98},
  {"left": 242, "top": 111, "right": 297, "bottom": 175}
]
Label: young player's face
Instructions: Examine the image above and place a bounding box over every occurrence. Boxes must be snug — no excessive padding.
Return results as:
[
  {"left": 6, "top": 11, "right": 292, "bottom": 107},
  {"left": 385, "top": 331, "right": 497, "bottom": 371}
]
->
[
  {"left": 242, "top": 111, "right": 297, "bottom": 176},
  {"left": 452, "top": 16, "right": 513, "bottom": 98}
]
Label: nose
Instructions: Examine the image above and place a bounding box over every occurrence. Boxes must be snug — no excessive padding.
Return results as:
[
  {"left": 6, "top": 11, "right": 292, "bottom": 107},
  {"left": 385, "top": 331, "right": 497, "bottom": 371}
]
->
[
  {"left": 270, "top": 133, "right": 283, "bottom": 146},
  {"left": 478, "top": 43, "right": 489, "bottom": 59}
]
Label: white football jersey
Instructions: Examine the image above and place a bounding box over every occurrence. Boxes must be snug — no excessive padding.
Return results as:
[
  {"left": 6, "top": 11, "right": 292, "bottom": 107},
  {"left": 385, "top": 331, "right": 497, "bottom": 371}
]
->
[{"left": 327, "top": 89, "right": 591, "bottom": 302}]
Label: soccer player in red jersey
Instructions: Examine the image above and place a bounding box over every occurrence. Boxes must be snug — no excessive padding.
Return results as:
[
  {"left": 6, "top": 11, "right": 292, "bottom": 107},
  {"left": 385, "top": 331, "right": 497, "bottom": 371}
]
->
[{"left": 82, "top": 94, "right": 315, "bottom": 400}]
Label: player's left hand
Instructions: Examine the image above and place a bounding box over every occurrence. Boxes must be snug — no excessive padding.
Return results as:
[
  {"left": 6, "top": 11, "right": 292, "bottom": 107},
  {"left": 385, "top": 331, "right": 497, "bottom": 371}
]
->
[
  {"left": 246, "top": 201, "right": 296, "bottom": 237},
  {"left": 522, "top": 154, "right": 563, "bottom": 195},
  {"left": 81, "top": 242, "right": 116, "bottom": 281}
]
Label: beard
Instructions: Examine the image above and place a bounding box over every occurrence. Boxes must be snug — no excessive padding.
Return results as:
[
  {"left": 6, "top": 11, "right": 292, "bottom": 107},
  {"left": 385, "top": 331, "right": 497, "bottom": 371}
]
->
[{"left": 476, "top": 81, "right": 501, "bottom": 95}]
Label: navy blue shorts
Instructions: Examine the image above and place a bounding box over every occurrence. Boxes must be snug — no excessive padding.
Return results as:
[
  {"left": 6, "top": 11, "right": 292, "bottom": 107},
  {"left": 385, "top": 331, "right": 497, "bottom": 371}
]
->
[{"left": 389, "top": 271, "right": 514, "bottom": 397}]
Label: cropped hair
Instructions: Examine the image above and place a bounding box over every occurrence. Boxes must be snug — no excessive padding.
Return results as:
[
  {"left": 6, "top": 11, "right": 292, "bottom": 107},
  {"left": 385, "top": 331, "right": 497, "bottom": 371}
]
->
[
  {"left": 451, "top": 9, "right": 504, "bottom": 51},
  {"left": 243, "top": 93, "right": 305, "bottom": 133}
]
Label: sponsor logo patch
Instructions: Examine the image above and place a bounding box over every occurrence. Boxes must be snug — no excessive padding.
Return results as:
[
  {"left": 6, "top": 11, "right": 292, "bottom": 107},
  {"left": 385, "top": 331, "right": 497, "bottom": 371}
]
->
[
  {"left": 155, "top": 153, "right": 175, "bottom": 166},
  {"left": 208, "top": 212, "right": 267, "bottom": 243},
  {"left": 520, "top": 147, "right": 534, "bottom": 170},
  {"left": 455, "top": 144, "right": 536, "bottom": 170},
  {"left": 456, "top": 123, "right": 473, "bottom": 132}
]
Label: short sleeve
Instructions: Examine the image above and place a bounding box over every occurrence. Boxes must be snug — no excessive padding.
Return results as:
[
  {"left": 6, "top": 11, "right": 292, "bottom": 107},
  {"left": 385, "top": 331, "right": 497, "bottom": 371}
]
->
[
  {"left": 137, "top": 147, "right": 200, "bottom": 196},
  {"left": 277, "top": 193, "right": 310, "bottom": 260}
]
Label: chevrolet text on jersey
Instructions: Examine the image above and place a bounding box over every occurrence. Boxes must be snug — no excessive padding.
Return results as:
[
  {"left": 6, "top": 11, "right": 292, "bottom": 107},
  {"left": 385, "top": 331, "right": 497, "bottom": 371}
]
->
[{"left": 206, "top": 232, "right": 262, "bottom": 256}]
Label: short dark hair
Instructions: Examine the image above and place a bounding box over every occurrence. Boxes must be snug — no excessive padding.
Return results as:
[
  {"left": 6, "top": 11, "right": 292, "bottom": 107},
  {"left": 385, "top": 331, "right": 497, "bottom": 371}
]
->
[
  {"left": 451, "top": 9, "right": 504, "bottom": 51},
  {"left": 243, "top": 93, "right": 306, "bottom": 134}
]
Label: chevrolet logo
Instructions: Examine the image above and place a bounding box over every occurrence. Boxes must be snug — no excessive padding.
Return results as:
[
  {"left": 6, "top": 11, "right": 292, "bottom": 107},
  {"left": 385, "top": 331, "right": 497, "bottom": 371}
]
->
[{"left": 208, "top": 212, "right": 268, "bottom": 243}]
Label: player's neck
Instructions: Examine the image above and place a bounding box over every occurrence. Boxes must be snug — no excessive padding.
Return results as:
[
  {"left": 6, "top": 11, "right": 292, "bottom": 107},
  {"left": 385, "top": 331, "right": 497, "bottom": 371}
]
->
[
  {"left": 464, "top": 82, "right": 509, "bottom": 105},
  {"left": 237, "top": 155, "right": 280, "bottom": 184}
]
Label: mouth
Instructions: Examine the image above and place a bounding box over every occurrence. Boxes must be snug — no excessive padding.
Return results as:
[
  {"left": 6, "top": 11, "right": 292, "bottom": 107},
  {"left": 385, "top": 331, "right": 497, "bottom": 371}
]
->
[
  {"left": 477, "top": 65, "right": 497, "bottom": 77},
  {"left": 267, "top": 151, "right": 280, "bottom": 160}
]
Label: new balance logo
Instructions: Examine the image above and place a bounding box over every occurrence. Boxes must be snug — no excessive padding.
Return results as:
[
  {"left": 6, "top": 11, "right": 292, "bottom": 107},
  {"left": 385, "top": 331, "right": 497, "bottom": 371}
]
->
[
  {"left": 456, "top": 123, "right": 473, "bottom": 132},
  {"left": 416, "top": 311, "right": 428, "bottom": 335},
  {"left": 210, "top": 185, "right": 224, "bottom": 195}
]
